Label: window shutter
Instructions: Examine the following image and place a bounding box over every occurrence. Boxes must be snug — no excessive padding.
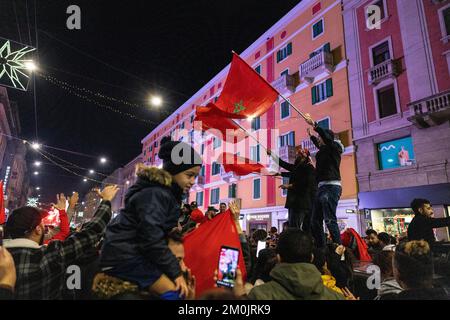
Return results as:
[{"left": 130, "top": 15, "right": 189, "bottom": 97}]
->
[
  {"left": 326, "top": 78, "right": 333, "bottom": 98},
  {"left": 277, "top": 51, "right": 281, "bottom": 63},
  {"left": 287, "top": 43, "right": 292, "bottom": 55},
  {"left": 323, "top": 42, "right": 331, "bottom": 53},
  {"left": 312, "top": 86, "right": 317, "bottom": 105}
]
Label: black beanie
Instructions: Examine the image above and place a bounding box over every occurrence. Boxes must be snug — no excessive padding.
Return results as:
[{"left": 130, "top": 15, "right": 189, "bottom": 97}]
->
[{"left": 158, "top": 136, "right": 202, "bottom": 175}]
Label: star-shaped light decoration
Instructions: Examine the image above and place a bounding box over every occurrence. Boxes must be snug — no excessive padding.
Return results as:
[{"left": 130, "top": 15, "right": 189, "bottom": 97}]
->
[
  {"left": 0, "top": 37, "right": 36, "bottom": 91},
  {"left": 26, "top": 197, "right": 39, "bottom": 207}
]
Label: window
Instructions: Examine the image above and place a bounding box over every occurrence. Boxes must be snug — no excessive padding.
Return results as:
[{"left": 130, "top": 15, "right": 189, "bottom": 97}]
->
[
  {"left": 278, "top": 131, "right": 295, "bottom": 148},
  {"left": 280, "top": 69, "right": 289, "bottom": 77},
  {"left": 253, "top": 179, "right": 261, "bottom": 199},
  {"left": 317, "top": 118, "right": 330, "bottom": 130},
  {"left": 213, "top": 137, "right": 222, "bottom": 149},
  {"left": 154, "top": 141, "right": 158, "bottom": 148},
  {"left": 312, "top": 19, "right": 324, "bottom": 39},
  {"left": 200, "top": 165, "right": 205, "bottom": 177},
  {"left": 309, "top": 42, "right": 331, "bottom": 59},
  {"left": 228, "top": 183, "right": 237, "bottom": 198},
  {"left": 150, "top": 145, "right": 153, "bottom": 152},
  {"left": 189, "top": 130, "right": 194, "bottom": 143},
  {"left": 251, "top": 116, "right": 261, "bottom": 131},
  {"left": 190, "top": 115, "right": 194, "bottom": 123},
  {"left": 372, "top": 41, "right": 390, "bottom": 66},
  {"left": 144, "top": 150, "right": 146, "bottom": 156},
  {"left": 377, "top": 84, "right": 397, "bottom": 118},
  {"left": 201, "top": 143, "right": 205, "bottom": 155},
  {"left": 276, "top": 42, "right": 292, "bottom": 63},
  {"left": 212, "top": 162, "right": 221, "bottom": 175},
  {"left": 445, "top": 7, "right": 450, "bottom": 36},
  {"left": 180, "top": 121, "right": 185, "bottom": 129},
  {"left": 214, "top": 96, "right": 219, "bottom": 103},
  {"left": 377, "top": 136, "right": 415, "bottom": 170},
  {"left": 196, "top": 192, "right": 204, "bottom": 206},
  {"left": 255, "top": 65, "right": 261, "bottom": 75},
  {"left": 280, "top": 100, "right": 290, "bottom": 119},
  {"left": 211, "top": 188, "right": 220, "bottom": 205},
  {"left": 312, "top": 79, "right": 333, "bottom": 105},
  {"left": 149, "top": 157, "right": 152, "bottom": 163},
  {"left": 250, "top": 145, "right": 261, "bottom": 162},
  {"left": 282, "top": 177, "right": 289, "bottom": 196}
]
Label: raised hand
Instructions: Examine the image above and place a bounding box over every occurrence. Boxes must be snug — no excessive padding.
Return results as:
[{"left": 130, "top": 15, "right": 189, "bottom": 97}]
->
[
  {"left": 304, "top": 113, "right": 315, "bottom": 126},
  {"left": 229, "top": 201, "right": 240, "bottom": 221},
  {"left": 97, "top": 185, "right": 120, "bottom": 202},
  {"left": 68, "top": 192, "right": 79, "bottom": 209},
  {"left": 55, "top": 193, "right": 67, "bottom": 210}
]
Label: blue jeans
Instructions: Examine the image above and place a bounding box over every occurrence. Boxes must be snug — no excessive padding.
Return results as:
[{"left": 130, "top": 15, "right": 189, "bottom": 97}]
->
[{"left": 311, "top": 185, "right": 342, "bottom": 248}]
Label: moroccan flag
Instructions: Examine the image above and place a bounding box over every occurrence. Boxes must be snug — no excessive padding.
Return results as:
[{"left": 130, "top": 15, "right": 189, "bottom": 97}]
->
[
  {"left": 0, "top": 181, "right": 5, "bottom": 224},
  {"left": 194, "top": 103, "right": 247, "bottom": 143},
  {"left": 183, "top": 210, "right": 247, "bottom": 298},
  {"left": 218, "top": 152, "right": 268, "bottom": 176},
  {"left": 215, "top": 52, "right": 279, "bottom": 119}
]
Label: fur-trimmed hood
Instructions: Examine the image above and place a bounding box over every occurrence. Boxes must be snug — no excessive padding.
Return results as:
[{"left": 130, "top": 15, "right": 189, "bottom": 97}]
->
[{"left": 124, "top": 165, "right": 181, "bottom": 204}]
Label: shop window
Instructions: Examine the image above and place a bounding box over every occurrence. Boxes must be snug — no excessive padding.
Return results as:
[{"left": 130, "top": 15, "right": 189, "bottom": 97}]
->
[
  {"left": 370, "top": 208, "right": 414, "bottom": 237},
  {"left": 377, "top": 136, "right": 415, "bottom": 170}
]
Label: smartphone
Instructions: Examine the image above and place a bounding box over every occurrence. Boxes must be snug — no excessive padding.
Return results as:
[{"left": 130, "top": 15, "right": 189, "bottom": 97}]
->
[{"left": 216, "top": 246, "right": 239, "bottom": 288}]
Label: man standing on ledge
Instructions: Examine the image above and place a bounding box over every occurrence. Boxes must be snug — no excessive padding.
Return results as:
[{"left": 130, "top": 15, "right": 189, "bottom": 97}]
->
[{"left": 304, "top": 113, "right": 344, "bottom": 248}]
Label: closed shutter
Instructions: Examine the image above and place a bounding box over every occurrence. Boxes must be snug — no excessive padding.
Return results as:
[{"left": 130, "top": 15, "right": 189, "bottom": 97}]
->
[
  {"left": 287, "top": 43, "right": 292, "bottom": 56},
  {"left": 323, "top": 42, "right": 331, "bottom": 53},
  {"left": 277, "top": 50, "right": 281, "bottom": 63},
  {"left": 326, "top": 78, "right": 333, "bottom": 98},
  {"left": 312, "top": 86, "right": 317, "bottom": 105}
]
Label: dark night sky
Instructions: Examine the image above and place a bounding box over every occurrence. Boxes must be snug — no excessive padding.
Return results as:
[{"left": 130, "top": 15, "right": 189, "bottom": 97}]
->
[{"left": 1, "top": 0, "right": 300, "bottom": 204}]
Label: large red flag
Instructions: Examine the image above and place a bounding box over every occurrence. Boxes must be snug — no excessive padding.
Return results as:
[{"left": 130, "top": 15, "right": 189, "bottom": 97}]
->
[
  {"left": 218, "top": 152, "right": 268, "bottom": 176},
  {"left": 0, "top": 181, "right": 5, "bottom": 224},
  {"left": 183, "top": 210, "right": 247, "bottom": 298},
  {"left": 215, "top": 52, "right": 279, "bottom": 119},
  {"left": 194, "top": 103, "right": 247, "bottom": 143}
]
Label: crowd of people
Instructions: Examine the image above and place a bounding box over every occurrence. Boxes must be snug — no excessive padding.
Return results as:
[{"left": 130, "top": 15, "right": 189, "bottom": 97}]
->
[{"left": 1, "top": 114, "right": 450, "bottom": 300}]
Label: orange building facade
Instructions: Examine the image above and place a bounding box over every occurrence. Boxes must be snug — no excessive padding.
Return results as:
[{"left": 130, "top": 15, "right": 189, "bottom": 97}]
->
[{"left": 141, "top": 0, "right": 361, "bottom": 233}]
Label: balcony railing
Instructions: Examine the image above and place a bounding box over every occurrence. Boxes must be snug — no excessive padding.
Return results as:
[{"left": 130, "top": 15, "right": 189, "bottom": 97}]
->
[
  {"left": 301, "top": 138, "right": 319, "bottom": 155},
  {"left": 271, "top": 73, "right": 298, "bottom": 94},
  {"left": 300, "top": 51, "right": 333, "bottom": 83},
  {"left": 368, "top": 59, "right": 399, "bottom": 85},
  {"left": 220, "top": 166, "right": 240, "bottom": 183},
  {"left": 408, "top": 90, "right": 450, "bottom": 128}
]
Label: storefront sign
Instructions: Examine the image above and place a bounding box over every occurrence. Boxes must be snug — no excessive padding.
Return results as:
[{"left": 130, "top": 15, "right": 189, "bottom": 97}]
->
[{"left": 247, "top": 214, "right": 270, "bottom": 221}]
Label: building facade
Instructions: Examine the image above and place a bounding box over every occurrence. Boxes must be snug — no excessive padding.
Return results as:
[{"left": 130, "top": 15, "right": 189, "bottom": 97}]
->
[
  {"left": 0, "top": 87, "right": 29, "bottom": 214},
  {"left": 343, "top": 0, "right": 450, "bottom": 239},
  {"left": 141, "top": 0, "right": 360, "bottom": 233}
]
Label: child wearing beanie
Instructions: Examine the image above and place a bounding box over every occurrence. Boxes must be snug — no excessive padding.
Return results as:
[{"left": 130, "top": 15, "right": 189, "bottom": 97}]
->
[{"left": 99, "top": 136, "right": 202, "bottom": 300}]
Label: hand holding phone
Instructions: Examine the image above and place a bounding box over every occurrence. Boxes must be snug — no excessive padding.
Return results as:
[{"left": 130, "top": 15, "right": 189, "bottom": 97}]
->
[{"left": 216, "top": 246, "right": 239, "bottom": 288}]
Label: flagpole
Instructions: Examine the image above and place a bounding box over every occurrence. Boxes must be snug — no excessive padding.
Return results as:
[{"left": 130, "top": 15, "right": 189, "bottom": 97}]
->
[
  {"left": 278, "top": 93, "right": 308, "bottom": 121},
  {"left": 231, "top": 119, "right": 269, "bottom": 153}
]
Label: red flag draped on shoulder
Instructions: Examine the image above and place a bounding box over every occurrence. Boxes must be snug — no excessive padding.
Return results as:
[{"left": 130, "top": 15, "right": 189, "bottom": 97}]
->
[
  {"left": 215, "top": 52, "right": 279, "bottom": 119},
  {"left": 218, "top": 152, "right": 269, "bottom": 176},
  {"left": 0, "top": 181, "right": 5, "bottom": 224},
  {"left": 183, "top": 210, "right": 247, "bottom": 298},
  {"left": 194, "top": 103, "right": 247, "bottom": 143}
]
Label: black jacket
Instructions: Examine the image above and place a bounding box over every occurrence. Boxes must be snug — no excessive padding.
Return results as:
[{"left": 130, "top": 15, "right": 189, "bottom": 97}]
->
[
  {"left": 407, "top": 214, "right": 450, "bottom": 246},
  {"left": 277, "top": 157, "right": 317, "bottom": 210},
  {"left": 310, "top": 126, "right": 344, "bottom": 183},
  {"left": 100, "top": 167, "right": 183, "bottom": 280},
  {"left": 0, "top": 286, "right": 13, "bottom": 300}
]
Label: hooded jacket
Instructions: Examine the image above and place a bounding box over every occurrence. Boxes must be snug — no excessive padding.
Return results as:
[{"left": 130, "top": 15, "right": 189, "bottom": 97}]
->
[
  {"left": 311, "top": 126, "right": 344, "bottom": 183},
  {"left": 100, "top": 167, "right": 183, "bottom": 280},
  {"left": 374, "top": 278, "right": 403, "bottom": 300},
  {"left": 247, "top": 263, "right": 344, "bottom": 300}
]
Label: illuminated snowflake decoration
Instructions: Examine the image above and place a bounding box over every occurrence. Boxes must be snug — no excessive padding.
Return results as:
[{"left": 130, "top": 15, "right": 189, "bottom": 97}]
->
[
  {"left": 0, "top": 38, "right": 36, "bottom": 91},
  {"left": 27, "top": 197, "right": 39, "bottom": 207}
]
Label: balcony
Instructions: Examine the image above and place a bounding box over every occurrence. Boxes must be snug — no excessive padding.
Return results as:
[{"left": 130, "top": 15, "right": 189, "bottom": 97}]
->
[
  {"left": 300, "top": 51, "right": 333, "bottom": 83},
  {"left": 278, "top": 145, "right": 297, "bottom": 164},
  {"left": 368, "top": 59, "right": 399, "bottom": 85},
  {"left": 407, "top": 90, "right": 450, "bottom": 128},
  {"left": 271, "top": 73, "right": 298, "bottom": 95},
  {"left": 220, "top": 166, "right": 240, "bottom": 183},
  {"left": 301, "top": 138, "right": 319, "bottom": 155}
]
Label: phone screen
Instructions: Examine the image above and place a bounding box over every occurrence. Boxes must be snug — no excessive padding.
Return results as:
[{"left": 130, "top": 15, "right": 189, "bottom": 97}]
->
[
  {"left": 216, "top": 246, "right": 239, "bottom": 288},
  {"left": 256, "top": 240, "right": 266, "bottom": 258}
]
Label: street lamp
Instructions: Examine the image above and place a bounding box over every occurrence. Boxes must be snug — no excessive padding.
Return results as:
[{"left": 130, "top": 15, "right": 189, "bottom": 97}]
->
[
  {"left": 33, "top": 171, "right": 39, "bottom": 175},
  {"left": 100, "top": 157, "right": 107, "bottom": 164},
  {"left": 36, "top": 187, "right": 40, "bottom": 190},
  {"left": 31, "top": 142, "right": 41, "bottom": 150},
  {"left": 89, "top": 169, "right": 94, "bottom": 174},
  {"left": 83, "top": 178, "right": 88, "bottom": 182},
  {"left": 34, "top": 161, "right": 41, "bottom": 167},
  {"left": 150, "top": 96, "right": 162, "bottom": 107},
  {"left": 24, "top": 61, "right": 37, "bottom": 71}
]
